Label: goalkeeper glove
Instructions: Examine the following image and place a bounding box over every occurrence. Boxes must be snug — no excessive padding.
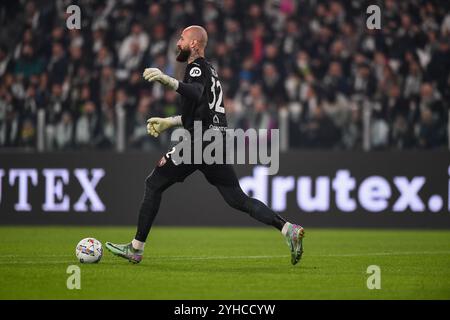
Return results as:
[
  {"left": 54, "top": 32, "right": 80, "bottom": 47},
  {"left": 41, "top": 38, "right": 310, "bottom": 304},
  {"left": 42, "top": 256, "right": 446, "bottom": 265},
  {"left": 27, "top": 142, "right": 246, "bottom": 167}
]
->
[
  {"left": 147, "top": 116, "right": 182, "bottom": 137},
  {"left": 143, "top": 68, "right": 179, "bottom": 90}
]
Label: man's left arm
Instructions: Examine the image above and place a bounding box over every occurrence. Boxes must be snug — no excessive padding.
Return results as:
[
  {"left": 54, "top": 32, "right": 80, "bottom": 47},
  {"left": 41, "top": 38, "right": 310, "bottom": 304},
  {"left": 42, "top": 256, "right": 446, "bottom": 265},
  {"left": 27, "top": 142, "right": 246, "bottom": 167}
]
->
[
  {"left": 143, "top": 67, "right": 205, "bottom": 102},
  {"left": 146, "top": 116, "right": 182, "bottom": 137}
]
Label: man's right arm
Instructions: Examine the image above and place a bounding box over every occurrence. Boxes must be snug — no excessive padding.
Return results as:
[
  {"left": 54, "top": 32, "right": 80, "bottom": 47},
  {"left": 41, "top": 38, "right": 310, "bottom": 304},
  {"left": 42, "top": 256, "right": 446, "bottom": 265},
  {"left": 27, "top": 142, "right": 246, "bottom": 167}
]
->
[
  {"left": 176, "top": 82, "right": 204, "bottom": 102},
  {"left": 147, "top": 116, "right": 182, "bottom": 138}
]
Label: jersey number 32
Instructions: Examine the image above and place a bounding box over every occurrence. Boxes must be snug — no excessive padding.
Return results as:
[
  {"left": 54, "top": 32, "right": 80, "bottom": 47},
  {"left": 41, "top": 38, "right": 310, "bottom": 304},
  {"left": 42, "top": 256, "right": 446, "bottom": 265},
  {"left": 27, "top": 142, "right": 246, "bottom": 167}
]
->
[{"left": 209, "top": 77, "right": 225, "bottom": 114}]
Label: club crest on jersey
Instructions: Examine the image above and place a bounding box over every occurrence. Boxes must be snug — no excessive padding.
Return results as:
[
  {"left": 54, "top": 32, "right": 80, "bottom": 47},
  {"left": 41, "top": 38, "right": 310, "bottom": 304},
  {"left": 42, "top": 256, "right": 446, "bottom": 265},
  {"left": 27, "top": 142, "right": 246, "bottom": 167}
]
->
[{"left": 190, "top": 67, "right": 202, "bottom": 77}]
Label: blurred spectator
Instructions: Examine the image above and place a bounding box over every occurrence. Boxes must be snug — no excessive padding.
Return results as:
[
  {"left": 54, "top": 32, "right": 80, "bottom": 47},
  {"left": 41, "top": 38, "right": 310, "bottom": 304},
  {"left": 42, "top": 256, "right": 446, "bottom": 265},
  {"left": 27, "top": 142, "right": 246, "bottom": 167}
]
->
[
  {"left": 0, "top": 45, "right": 12, "bottom": 78},
  {"left": 144, "top": 3, "right": 166, "bottom": 32},
  {"left": 147, "top": 24, "right": 169, "bottom": 65},
  {"left": 379, "top": 84, "right": 410, "bottom": 124},
  {"left": 18, "top": 118, "right": 36, "bottom": 148},
  {"left": 95, "top": 46, "right": 113, "bottom": 70},
  {"left": 247, "top": 99, "right": 276, "bottom": 132},
  {"left": 351, "top": 63, "right": 377, "bottom": 100},
  {"left": 23, "top": 85, "right": 38, "bottom": 120},
  {"left": 97, "top": 108, "right": 116, "bottom": 149},
  {"left": 47, "top": 42, "right": 67, "bottom": 84},
  {"left": 129, "top": 95, "right": 158, "bottom": 151},
  {"left": 322, "top": 61, "right": 349, "bottom": 100},
  {"left": 118, "top": 22, "right": 148, "bottom": 72},
  {"left": 418, "top": 83, "right": 446, "bottom": 120},
  {"left": 391, "top": 115, "right": 415, "bottom": 149},
  {"left": 46, "top": 83, "right": 66, "bottom": 124},
  {"left": 403, "top": 60, "right": 423, "bottom": 99},
  {"left": 303, "top": 105, "right": 341, "bottom": 149},
  {"left": 100, "top": 66, "right": 115, "bottom": 98},
  {"left": 14, "top": 44, "right": 44, "bottom": 78},
  {"left": 0, "top": 108, "right": 19, "bottom": 147},
  {"left": 151, "top": 90, "right": 179, "bottom": 119},
  {"left": 341, "top": 106, "right": 362, "bottom": 150},
  {"left": 224, "top": 96, "right": 245, "bottom": 130},
  {"left": 371, "top": 117, "right": 390, "bottom": 150},
  {"left": 114, "top": 88, "right": 133, "bottom": 120},
  {"left": 415, "top": 107, "right": 445, "bottom": 149},
  {"left": 261, "top": 63, "right": 286, "bottom": 105}
]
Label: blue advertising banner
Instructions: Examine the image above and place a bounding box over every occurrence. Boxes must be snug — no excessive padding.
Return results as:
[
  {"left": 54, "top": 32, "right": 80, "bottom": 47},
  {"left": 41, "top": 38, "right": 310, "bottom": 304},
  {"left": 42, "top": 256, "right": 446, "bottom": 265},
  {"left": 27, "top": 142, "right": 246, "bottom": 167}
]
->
[{"left": 0, "top": 151, "right": 449, "bottom": 228}]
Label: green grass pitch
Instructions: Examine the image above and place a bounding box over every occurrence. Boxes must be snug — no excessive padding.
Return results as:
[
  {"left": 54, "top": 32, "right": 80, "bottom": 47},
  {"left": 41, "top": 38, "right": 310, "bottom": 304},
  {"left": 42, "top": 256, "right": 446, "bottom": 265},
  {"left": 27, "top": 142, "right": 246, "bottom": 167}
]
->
[{"left": 0, "top": 226, "right": 450, "bottom": 299}]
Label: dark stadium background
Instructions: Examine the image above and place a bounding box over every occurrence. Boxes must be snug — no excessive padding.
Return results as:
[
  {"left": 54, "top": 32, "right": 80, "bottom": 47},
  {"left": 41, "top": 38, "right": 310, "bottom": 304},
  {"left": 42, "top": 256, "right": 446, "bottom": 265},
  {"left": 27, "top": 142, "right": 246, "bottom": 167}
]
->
[{"left": 1, "top": 0, "right": 449, "bottom": 228}]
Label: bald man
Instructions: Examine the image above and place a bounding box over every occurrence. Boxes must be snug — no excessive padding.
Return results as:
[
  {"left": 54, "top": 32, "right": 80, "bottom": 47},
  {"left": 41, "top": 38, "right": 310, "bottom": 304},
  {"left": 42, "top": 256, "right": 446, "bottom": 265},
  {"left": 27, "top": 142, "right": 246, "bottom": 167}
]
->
[{"left": 105, "top": 26, "right": 305, "bottom": 265}]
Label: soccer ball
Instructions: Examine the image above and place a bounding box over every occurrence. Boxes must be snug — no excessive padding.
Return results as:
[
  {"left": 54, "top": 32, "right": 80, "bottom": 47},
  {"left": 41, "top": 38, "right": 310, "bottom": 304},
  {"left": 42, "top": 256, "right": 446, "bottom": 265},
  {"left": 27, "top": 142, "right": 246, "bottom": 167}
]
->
[{"left": 75, "top": 238, "right": 103, "bottom": 263}]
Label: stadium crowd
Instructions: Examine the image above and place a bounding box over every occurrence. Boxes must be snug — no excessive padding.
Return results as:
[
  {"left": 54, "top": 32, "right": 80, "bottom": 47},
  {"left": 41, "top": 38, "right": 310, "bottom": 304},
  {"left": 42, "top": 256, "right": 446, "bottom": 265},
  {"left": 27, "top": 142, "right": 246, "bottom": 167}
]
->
[{"left": 0, "top": 0, "right": 449, "bottom": 151}]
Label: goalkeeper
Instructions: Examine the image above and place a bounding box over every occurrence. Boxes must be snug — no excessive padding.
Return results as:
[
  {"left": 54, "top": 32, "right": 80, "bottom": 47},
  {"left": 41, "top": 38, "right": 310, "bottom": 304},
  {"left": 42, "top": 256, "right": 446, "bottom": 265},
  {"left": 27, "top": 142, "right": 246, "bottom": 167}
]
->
[
  {"left": 105, "top": 26, "right": 305, "bottom": 265},
  {"left": 146, "top": 116, "right": 182, "bottom": 138}
]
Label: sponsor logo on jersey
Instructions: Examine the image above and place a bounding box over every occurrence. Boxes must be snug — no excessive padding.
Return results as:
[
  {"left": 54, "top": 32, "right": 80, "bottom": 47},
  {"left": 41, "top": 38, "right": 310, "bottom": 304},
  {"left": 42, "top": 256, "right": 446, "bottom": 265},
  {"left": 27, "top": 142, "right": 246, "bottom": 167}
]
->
[
  {"left": 190, "top": 67, "right": 202, "bottom": 77},
  {"left": 213, "top": 115, "right": 220, "bottom": 124}
]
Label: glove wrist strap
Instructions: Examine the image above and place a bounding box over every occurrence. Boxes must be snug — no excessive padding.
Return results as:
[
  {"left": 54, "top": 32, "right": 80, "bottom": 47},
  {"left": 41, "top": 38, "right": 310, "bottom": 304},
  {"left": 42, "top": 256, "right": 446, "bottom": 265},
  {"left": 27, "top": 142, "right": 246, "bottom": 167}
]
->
[{"left": 169, "top": 115, "right": 182, "bottom": 127}]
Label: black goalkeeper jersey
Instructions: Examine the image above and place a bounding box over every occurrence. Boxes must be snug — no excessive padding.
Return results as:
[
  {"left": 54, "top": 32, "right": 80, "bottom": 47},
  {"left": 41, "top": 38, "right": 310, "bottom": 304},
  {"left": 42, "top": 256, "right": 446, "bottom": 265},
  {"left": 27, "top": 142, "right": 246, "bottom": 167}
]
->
[{"left": 180, "top": 57, "right": 228, "bottom": 133}]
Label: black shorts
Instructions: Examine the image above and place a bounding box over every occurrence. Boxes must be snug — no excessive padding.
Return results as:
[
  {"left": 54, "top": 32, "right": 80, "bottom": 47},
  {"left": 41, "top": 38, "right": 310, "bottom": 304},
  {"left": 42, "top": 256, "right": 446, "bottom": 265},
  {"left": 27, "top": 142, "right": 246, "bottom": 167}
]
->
[{"left": 149, "top": 145, "right": 240, "bottom": 187}]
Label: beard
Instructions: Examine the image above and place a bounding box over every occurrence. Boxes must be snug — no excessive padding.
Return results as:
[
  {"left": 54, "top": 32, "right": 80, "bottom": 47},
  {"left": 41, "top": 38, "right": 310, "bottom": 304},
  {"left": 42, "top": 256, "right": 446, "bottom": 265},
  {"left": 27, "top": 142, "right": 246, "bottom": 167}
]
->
[{"left": 176, "top": 47, "right": 191, "bottom": 62}]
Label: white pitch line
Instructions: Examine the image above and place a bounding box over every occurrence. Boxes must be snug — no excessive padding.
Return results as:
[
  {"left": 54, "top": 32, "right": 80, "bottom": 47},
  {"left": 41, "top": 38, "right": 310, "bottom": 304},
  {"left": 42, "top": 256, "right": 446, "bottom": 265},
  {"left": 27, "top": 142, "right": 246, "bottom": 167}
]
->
[
  {"left": 0, "top": 255, "right": 288, "bottom": 263},
  {"left": 0, "top": 254, "right": 73, "bottom": 258},
  {"left": 149, "top": 254, "right": 289, "bottom": 261},
  {"left": 0, "top": 260, "right": 75, "bottom": 265},
  {"left": 147, "top": 251, "right": 450, "bottom": 260},
  {"left": 0, "top": 251, "right": 449, "bottom": 264}
]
